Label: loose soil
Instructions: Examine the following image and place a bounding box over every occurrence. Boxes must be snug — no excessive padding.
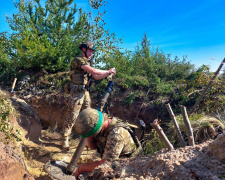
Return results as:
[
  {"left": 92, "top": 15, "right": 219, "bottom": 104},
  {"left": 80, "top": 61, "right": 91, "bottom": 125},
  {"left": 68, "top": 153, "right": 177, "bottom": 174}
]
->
[
  {"left": 23, "top": 130, "right": 225, "bottom": 180},
  {"left": 22, "top": 130, "right": 101, "bottom": 180}
]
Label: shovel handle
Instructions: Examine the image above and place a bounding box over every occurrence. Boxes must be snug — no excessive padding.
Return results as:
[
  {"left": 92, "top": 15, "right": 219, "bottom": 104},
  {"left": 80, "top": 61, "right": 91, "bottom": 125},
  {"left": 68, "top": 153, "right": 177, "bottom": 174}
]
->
[{"left": 11, "top": 78, "right": 17, "bottom": 93}]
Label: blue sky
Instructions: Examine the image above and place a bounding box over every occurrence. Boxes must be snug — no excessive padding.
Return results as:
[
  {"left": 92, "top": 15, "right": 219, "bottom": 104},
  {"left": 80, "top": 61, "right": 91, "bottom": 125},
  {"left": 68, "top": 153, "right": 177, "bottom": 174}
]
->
[{"left": 1, "top": 0, "right": 225, "bottom": 72}]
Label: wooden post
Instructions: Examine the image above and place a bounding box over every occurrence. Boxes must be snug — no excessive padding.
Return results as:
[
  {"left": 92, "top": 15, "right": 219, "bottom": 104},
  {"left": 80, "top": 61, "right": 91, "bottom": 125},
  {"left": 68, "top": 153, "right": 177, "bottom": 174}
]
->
[
  {"left": 151, "top": 119, "right": 174, "bottom": 150},
  {"left": 180, "top": 105, "right": 195, "bottom": 146},
  {"left": 166, "top": 104, "right": 186, "bottom": 147}
]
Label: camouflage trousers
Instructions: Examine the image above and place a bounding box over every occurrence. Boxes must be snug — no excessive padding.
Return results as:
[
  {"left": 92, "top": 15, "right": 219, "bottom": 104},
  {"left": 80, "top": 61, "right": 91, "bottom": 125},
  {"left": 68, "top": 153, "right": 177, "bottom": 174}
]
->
[{"left": 63, "top": 90, "right": 91, "bottom": 137}]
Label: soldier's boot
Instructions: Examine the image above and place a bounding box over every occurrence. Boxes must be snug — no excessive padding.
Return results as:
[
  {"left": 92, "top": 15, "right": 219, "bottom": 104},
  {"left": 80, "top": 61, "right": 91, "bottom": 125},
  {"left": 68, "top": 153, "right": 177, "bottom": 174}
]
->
[{"left": 61, "top": 135, "right": 70, "bottom": 151}]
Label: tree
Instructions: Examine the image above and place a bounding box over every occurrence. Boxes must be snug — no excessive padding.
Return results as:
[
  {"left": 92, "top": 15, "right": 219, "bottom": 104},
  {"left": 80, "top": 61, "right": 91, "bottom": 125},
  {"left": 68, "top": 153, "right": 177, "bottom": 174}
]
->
[
  {"left": 170, "top": 65, "right": 225, "bottom": 113},
  {"left": 6, "top": 0, "right": 93, "bottom": 71},
  {"left": 5, "top": 0, "right": 122, "bottom": 72},
  {"left": 109, "top": 33, "right": 194, "bottom": 95},
  {"left": 87, "top": 0, "right": 123, "bottom": 67},
  {"left": 0, "top": 32, "right": 15, "bottom": 81}
]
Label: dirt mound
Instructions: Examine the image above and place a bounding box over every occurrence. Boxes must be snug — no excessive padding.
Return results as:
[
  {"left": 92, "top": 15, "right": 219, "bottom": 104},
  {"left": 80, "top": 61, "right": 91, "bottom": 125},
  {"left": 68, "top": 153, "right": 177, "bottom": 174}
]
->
[
  {"left": 88, "top": 134, "right": 225, "bottom": 180},
  {"left": 23, "top": 93, "right": 68, "bottom": 130},
  {"left": 0, "top": 90, "right": 42, "bottom": 179},
  {"left": 208, "top": 132, "right": 225, "bottom": 163},
  {"left": 10, "top": 96, "right": 42, "bottom": 142},
  {"left": 0, "top": 142, "right": 34, "bottom": 180}
]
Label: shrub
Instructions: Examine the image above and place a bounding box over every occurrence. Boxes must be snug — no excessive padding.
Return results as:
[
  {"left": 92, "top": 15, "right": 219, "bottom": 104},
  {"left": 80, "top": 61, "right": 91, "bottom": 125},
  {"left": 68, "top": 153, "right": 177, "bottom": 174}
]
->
[
  {"left": 0, "top": 90, "right": 21, "bottom": 143},
  {"left": 143, "top": 129, "right": 165, "bottom": 155}
]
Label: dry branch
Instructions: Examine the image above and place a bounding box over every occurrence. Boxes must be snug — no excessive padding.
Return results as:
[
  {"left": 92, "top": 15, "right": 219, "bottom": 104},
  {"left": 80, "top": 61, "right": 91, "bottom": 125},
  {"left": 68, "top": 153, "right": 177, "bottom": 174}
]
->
[
  {"left": 187, "top": 89, "right": 203, "bottom": 97},
  {"left": 151, "top": 119, "right": 174, "bottom": 150},
  {"left": 180, "top": 105, "right": 195, "bottom": 146},
  {"left": 166, "top": 104, "right": 186, "bottom": 147}
]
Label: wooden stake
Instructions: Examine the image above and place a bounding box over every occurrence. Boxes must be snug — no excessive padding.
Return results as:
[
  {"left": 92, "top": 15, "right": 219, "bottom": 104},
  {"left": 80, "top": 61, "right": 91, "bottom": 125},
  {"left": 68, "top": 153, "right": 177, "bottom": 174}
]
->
[
  {"left": 180, "top": 105, "right": 195, "bottom": 146},
  {"left": 151, "top": 119, "right": 174, "bottom": 150},
  {"left": 166, "top": 103, "right": 186, "bottom": 147}
]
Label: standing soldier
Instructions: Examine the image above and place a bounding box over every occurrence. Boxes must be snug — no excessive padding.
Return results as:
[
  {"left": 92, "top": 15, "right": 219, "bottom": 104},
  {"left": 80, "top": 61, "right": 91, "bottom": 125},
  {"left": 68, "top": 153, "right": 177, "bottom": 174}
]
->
[{"left": 62, "top": 40, "right": 116, "bottom": 150}]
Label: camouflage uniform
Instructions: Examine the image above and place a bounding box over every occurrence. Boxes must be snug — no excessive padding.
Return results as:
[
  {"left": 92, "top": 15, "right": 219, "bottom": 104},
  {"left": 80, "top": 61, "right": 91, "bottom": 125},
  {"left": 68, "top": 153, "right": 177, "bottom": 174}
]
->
[
  {"left": 62, "top": 56, "right": 91, "bottom": 146},
  {"left": 94, "top": 117, "right": 136, "bottom": 161}
]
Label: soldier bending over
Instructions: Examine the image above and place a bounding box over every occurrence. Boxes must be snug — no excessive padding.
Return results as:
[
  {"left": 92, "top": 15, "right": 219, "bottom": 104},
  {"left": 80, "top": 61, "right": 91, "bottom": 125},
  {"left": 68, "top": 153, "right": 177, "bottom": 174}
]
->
[{"left": 73, "top": 108, "right": 142, "bottom": 179}]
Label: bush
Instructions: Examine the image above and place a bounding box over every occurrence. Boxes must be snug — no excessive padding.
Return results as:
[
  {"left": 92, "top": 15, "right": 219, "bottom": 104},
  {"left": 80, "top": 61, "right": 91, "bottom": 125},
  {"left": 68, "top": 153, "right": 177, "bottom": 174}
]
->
[
  {"left": 143, "top": 129, "right": 165, "bottom": 155},
  {"left": 0, "top": 90, "right": 21, "bottom": 143},
  {"left": 170, "top": 65, "right": 225, "bottom": 113}
]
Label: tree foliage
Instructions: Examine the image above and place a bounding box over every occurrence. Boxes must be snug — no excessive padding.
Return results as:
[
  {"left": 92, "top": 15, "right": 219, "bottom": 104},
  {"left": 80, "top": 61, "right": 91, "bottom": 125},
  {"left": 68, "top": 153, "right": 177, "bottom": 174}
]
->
[
  {"left": 106, "top": 33, "right": 194, "bottom": 98},
  {"left": 170, "top": 65, "right": 225, "bottom": 113},
  {"left": 4, "top": 0, "right": 122, "bottom": 72},
  {"left": 6, "top": 0, "right": 92, "bottom": 71},
  {"left": 0, "top": 32, "right": 16, "bottom": 81}
]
